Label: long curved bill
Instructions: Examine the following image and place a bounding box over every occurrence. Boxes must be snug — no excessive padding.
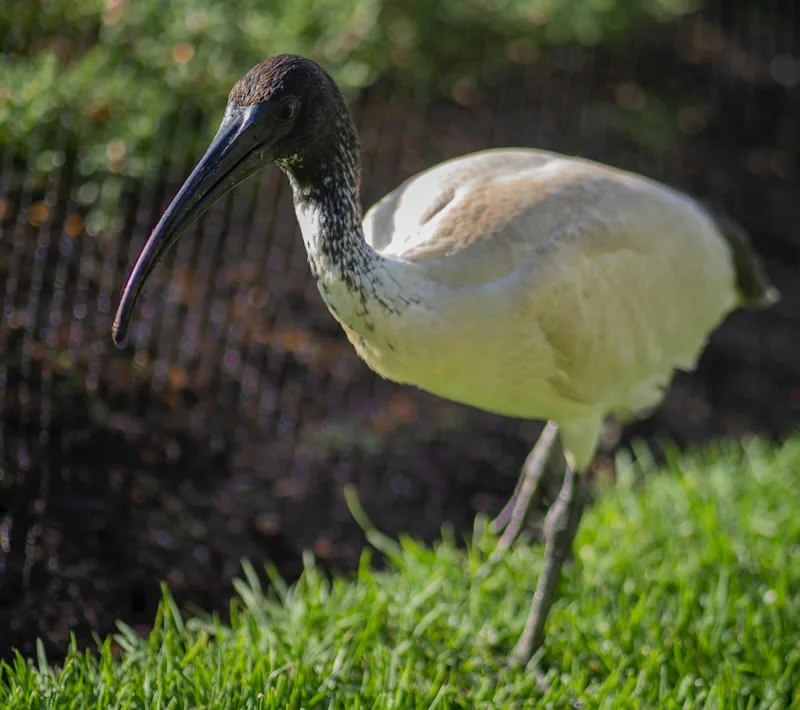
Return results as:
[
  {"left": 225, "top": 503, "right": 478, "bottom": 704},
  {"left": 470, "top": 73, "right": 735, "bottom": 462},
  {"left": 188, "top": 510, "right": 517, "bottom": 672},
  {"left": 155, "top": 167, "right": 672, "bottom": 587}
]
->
[{"left": 112, "top": 104, "right": 270, "bottom": 346}]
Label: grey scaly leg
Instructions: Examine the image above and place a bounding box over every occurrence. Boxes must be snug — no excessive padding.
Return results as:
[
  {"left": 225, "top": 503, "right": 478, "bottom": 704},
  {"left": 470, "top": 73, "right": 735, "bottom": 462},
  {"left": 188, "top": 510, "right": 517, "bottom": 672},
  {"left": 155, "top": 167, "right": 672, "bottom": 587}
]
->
[
  {"left": 481, "top": 422, "right": 563, "bottom": 577},
  {"left": 511, "top": 461, "right": 589, "bottom": 665},
  {"left": 489, "top": 421, "right": 559, "bottom": 534}
]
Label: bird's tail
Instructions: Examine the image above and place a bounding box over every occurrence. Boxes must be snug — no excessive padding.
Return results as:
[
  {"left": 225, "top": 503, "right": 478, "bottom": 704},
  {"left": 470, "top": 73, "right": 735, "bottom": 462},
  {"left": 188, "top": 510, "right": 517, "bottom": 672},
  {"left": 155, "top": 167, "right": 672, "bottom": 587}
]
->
[{"left": 704, "top": 204, "right": 780, "bottom": 309}]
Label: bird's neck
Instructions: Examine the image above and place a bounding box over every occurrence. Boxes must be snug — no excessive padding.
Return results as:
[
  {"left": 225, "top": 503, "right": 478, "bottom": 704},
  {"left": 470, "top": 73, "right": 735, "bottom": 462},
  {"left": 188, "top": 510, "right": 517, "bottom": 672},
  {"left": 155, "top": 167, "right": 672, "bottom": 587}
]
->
[
  {"left": 285, "top": 136, "right": 382, "bottom": 291},
  {"left": 284, "top": 138, "right": 401, "bottom": 334}
]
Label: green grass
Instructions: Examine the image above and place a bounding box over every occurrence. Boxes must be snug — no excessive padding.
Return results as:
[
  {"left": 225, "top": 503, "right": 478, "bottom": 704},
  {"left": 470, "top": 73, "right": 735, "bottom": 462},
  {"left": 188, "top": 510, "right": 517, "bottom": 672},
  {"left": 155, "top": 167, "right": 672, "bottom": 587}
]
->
[{"left": 2, "top": 437, "right": 799, "bottom": 708}]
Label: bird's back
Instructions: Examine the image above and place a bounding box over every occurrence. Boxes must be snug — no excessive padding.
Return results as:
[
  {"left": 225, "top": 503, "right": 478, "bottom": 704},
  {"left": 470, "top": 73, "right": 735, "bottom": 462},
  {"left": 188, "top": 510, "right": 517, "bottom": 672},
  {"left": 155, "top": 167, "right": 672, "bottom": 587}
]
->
[{"left": 364, "top": 148, "right": 774, "bottom": 303}]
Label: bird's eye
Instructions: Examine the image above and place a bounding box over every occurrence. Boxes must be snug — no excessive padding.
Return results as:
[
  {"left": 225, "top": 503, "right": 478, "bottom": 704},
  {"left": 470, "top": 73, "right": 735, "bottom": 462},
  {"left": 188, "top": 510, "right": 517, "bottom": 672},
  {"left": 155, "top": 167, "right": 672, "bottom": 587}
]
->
[{"left": 274, "top": 97, "right": 299, "bottom": 123}]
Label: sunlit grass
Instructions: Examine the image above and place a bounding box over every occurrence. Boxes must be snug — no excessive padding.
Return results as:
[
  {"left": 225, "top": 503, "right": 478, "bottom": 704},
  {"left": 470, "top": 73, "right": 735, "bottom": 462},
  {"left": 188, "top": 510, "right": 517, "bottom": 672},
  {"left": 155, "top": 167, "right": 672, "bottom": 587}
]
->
[{"left": 2, "top": 436, "right": 799, "bottom": 708}]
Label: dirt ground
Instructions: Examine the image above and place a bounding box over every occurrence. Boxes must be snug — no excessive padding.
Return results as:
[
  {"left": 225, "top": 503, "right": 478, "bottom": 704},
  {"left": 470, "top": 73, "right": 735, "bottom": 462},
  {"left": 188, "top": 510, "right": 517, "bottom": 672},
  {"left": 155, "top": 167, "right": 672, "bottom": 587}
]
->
[{"left": 1, "top": 11, "right": 798, "bottom": 662}]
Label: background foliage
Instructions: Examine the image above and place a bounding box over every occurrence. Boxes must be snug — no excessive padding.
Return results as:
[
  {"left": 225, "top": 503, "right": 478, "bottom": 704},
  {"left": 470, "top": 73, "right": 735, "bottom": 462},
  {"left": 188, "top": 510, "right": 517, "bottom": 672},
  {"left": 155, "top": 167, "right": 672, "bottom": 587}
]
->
[{"left": 1, "top": 0, "right": 700, "bottom": 186}]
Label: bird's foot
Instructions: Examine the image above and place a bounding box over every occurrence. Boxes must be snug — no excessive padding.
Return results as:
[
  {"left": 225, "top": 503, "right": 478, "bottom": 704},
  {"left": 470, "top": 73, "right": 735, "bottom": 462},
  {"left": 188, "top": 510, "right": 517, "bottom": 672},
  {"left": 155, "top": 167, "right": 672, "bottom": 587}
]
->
[
  {"left": 504, "top": 654, "right": 552, "bottom": 694},
  {"left": 478, "top": 421, "right": 560, "bottom": 578}
]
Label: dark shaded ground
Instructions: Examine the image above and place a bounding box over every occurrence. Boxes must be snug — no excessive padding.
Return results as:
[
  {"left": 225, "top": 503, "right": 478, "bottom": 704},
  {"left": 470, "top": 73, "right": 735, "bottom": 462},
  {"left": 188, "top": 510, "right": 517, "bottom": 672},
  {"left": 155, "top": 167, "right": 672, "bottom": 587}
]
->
[{"left": 1, "top": 9, "right": 799, "bottom": 662}]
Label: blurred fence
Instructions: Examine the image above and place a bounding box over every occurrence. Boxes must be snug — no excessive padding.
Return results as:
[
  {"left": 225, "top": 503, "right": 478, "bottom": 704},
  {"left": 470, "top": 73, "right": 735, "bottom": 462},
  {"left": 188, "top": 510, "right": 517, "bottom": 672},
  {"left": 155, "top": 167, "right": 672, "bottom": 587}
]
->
[{"left": 1, "top": 1, "right": 799, "bottom": 661}]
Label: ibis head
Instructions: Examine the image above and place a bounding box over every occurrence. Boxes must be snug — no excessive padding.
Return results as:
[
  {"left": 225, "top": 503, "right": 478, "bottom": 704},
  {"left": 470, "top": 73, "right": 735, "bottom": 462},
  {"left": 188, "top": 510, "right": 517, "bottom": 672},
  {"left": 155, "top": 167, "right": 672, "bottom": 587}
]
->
[{"left": 112, "top": 54, "right": 351, "bottom": 345}]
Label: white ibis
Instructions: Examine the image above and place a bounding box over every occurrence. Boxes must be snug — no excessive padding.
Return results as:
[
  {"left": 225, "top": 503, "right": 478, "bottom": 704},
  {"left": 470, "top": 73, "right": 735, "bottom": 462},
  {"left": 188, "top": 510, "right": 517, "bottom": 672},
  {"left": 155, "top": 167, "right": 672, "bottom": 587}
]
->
[{"left": 112, "top": 54, "right": 778, "bottom": 665}]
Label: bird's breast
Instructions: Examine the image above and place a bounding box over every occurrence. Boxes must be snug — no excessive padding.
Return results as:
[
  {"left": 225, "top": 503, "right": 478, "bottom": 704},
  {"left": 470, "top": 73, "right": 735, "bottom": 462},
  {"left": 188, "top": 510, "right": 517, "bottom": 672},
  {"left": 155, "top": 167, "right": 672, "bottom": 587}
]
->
[{"left": 325, "top": 275, "right": 586, "bottom": 422}]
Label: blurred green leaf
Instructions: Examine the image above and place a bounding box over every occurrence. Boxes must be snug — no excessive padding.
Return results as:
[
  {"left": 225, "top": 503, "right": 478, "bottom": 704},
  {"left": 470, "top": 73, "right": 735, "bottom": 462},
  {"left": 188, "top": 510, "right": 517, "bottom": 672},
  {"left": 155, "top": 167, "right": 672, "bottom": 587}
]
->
[{"left": 0, "top": 0, "right": 703, "bottom": 190}]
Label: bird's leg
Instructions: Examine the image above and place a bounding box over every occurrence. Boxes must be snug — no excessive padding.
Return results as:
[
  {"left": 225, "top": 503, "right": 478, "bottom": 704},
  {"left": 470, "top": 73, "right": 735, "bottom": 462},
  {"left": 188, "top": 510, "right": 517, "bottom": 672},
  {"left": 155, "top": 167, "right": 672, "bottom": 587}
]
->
[
  {"left": 489, "top": 421, "right": 556, "bottom": 533},
  {"left": 485, "top": 421, "right": 562, "bottom": 566},
  {"left": 511, "top": 459, "right": 589, "bottom": 665}
]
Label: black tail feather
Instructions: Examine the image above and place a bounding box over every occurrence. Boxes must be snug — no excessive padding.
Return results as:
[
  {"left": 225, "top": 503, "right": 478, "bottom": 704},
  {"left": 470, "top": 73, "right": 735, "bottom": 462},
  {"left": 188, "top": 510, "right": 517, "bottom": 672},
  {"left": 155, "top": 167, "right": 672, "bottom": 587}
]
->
[{"left": 702, "top": 203, "right": 780, "bottom": 309}]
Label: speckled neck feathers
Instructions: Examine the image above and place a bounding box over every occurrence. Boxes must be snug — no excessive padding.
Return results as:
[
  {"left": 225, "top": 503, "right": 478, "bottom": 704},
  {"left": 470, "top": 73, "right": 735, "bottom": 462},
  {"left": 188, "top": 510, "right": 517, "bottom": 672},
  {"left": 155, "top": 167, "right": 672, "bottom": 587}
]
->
[{"left": 283, "top": 111, "right": 380, "bottom": 296}]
